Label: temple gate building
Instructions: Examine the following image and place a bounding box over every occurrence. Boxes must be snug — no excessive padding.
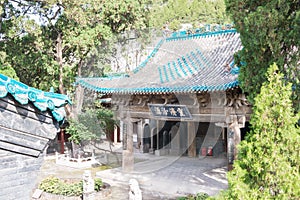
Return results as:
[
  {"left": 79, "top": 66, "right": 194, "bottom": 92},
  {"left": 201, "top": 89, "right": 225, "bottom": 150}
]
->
[{"left": 77, "top": 29, "right": 252, "bottom": 171}]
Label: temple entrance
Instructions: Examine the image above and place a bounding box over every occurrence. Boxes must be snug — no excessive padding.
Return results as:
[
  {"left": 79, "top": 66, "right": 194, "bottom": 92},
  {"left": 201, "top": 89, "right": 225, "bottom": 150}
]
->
[{"left": 144, "top": 120, "right": 230, "bottom": 157}]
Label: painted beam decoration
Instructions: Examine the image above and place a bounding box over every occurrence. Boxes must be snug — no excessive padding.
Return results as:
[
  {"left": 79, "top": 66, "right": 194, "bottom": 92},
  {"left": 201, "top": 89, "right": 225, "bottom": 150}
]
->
[{"left": 149, "top": 104, "right": 192, "bottom": 119}]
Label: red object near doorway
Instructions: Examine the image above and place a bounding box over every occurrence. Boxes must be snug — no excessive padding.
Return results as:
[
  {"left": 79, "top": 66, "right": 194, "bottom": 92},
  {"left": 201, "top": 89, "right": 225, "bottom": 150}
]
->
[
  {"left": 201, "top": 147, "right": 207, "bottom": 156},
  {"left": 207, "top": 146, "right": 213, "bottom": 156}
]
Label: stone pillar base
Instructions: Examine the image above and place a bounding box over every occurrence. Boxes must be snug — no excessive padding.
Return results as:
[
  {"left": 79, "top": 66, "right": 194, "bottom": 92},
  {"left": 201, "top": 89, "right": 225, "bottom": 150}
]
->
[
  {"left": 154, "top": 149, "right": 169, "bottom": 156},
  {"left": 169, "top": 149, "right": 182, "bottom": 156},
  {"left": 149, "top": 148, "right": 154, "bottom": 154},
  {"left": 83, "top": 192, "right": 95, "bottom": 200}
]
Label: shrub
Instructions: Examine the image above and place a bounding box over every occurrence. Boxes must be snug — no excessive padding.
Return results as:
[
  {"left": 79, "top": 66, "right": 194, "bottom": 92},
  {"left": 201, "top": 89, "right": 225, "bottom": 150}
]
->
[
  {"left": 177, "top": 192, "right": 209, "bottom": 200},
  {"left": 39, "top": 176, "right": 83, "bottom": 196},
  {"left": 94, "top": 178, "right": 103, "bottom": 192},
  {"left": 39, "top": 176, "right": 104, "bottom": 196}
]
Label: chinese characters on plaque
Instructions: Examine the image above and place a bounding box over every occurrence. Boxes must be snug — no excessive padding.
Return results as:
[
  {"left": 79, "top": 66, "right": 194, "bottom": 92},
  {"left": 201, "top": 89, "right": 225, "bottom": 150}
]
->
[{"left": 148, "top": 104, "right": 192, "bottom": 119}]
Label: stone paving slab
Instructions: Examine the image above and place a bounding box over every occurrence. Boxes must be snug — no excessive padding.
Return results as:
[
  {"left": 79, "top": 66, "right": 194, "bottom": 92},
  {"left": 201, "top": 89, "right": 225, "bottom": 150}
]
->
[{"left": 96, "top": 154, "right": 228, "bottom": 199}]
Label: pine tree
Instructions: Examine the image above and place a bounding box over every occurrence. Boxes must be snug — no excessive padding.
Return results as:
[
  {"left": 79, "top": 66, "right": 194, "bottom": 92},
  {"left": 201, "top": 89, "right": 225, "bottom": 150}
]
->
[{"left": 226, "top": 63, "right": 300, "bottom": 199}]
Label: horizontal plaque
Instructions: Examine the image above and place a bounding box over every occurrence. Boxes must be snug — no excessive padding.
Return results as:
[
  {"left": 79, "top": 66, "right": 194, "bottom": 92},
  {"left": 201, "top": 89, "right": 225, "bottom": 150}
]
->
[{"left": 148, "top": 104, "right": 192, "bottom": 119}]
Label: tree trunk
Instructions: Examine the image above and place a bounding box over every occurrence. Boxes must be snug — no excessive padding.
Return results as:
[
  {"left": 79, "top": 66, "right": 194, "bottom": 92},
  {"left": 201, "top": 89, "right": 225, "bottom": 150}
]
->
[
  {"left": 56, "top": 32, "right": 73, "bottom": 117},
  {"left": 56, "top": 32, "right": 65, "bottom": 95},
  {"left": 71, "top": 59, "right": 84, "bottom": 119}
]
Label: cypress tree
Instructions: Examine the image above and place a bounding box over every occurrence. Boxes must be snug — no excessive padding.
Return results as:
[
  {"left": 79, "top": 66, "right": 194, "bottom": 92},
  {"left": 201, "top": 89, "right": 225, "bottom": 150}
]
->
[{"left": 226, "top": 63, "right": 300, "bottom": 199}]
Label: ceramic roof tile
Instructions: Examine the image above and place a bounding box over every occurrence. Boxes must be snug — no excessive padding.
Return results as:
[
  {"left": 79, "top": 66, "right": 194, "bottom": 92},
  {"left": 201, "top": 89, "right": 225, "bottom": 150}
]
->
[
  {"left": 0, "top": 74, "right": 71, "bottom": 121},
  {"left": 77, "top": 29, "right": 242, "bottom": 94}
]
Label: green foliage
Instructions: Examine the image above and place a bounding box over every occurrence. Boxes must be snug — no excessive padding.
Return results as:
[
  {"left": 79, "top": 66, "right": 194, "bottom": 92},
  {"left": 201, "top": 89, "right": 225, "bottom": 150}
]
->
[
  {"left": 95, "top": 106, "right": 116, "bottom": 136},
  {"left": 66, "top": 106, "right": 116, "bottom": 144},
  {"left": 0, "top": 0, "right": 150, "bottom": 94},
  {"left": 224, "top": 64, "right": 300, "bottom": 199},
  {"left": 94, "top": 178, "right": 103, "bottom": 192},
  {"left": 225, "top": 0, "right": 300, "bottom": 112},
  {"left": 150, "top": 0, "right": 230, "bottom": 29},
  {"left": 66, "top": 109, "right": 103, "bottom": 144},
  {"left": 178, "top": 192, "right": 209, "bottom": 200},
  {"left": 0, "top": 51, "right": 19, "bottom": 80},
  {"left": 39, "top": 176, "right": 104, "bottom": 196},
  {"left": 39, "top": 176, "right": 83, "bottom": 196}
]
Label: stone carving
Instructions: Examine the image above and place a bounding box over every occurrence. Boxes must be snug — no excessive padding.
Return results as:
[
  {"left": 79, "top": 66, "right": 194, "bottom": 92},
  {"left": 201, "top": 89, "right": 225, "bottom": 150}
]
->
[
  {"left": 82, "top": 170, "right": 95, "bottom": 200},
  {"left": 128, "top": 179, "right": 142, "bottom": 200}
]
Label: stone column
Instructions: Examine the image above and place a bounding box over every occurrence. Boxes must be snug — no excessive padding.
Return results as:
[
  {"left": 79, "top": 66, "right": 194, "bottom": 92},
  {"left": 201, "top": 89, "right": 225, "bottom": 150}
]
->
[
  {"left": 229, "top": 115, "right": 241, "bottom": 160},
  {"left": 188, "top": 122, "right": 196, "bottom": 157},
  {"left": 138, "top": 120, "right": 143, "bottom": 151},
  {"left": 142, "top": 124, "right": 151, "bottom": 153},
  {"left": 169, "top": 124, "right": 180, "bottom": 156},
  {"left": 156, "top": 120, "right": 161, "bottom": 150},
  {"left": 121, "top": 120, "right": 127, "bottom": 150},
  {"left": 227, "top": 127, "right": 234, "bottom": 171},
  {"left": 114, "top": 125, "right": 118, "bottom": 144},
  {"left": 122, "top": 113, "right": 134, "bottom": 172},
  {"left": 180, "top": 122, "right": 187, "bottom": 153},
  {"left": 227, "top": 115, "right": 242, "bottom": 170},
  {"left": 120, "top": 120, "right": 123, "bottom": 142},
  {"left": 149, "top": 127, "right": 156, "bottom": 154}
]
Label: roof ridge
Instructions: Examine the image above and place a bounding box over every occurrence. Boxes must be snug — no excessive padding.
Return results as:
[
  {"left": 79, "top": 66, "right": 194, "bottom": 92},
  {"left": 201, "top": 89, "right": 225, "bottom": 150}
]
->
[
  {"left": 166, "top": 29, "right": 237, "bottom": 42},
  {"left": 133, "top": 39, "right": 165, "bottom": 74}
]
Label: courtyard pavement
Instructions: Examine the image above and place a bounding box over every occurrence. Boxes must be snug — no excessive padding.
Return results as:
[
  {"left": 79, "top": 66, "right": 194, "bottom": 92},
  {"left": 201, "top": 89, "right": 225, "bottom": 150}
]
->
[
  {"left": 96, "top": 152, "right": 228, "bottom": 199},
  {"left": 36, "top": 141, "right": 228, "bottom": 199}
]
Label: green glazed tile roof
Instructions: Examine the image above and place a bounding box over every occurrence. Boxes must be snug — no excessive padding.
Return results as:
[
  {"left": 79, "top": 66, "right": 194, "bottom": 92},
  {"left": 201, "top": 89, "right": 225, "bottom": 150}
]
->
[
  {"left": 77, "top": 29, "right": 242, "bottom": 94},
  {"left": 0, "top": 74, "right": 71, "bottom": 122}
]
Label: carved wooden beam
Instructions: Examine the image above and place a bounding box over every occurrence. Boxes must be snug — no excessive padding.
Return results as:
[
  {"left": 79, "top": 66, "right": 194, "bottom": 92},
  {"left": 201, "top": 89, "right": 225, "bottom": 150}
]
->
[
  {"left": 197, "top": 93, "right": 210, "bottom": 107},
  {"left": 224, "top": 90, "right": 251, "bottom": 109}
]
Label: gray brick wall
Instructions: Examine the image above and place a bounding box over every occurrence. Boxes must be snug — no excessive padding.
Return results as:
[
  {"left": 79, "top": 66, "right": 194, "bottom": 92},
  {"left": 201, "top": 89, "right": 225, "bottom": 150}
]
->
[
  {"left": 0, "top": 96, "right": 60, "bottom": 200},
  {"left": 0, "top": 150, "right": 44, "bottom": 200}
]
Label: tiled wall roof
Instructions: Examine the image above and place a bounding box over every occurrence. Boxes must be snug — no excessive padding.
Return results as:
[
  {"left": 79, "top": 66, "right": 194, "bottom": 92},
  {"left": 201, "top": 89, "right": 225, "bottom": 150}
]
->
[{"left": 0, "top": 74, "right": 71, "bottom": 121}]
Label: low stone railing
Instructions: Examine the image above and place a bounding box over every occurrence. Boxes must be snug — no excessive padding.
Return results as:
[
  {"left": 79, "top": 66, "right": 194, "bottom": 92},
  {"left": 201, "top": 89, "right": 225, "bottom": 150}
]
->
[{"left": 55, "top": 152, "right": 99, "bottom": 168}]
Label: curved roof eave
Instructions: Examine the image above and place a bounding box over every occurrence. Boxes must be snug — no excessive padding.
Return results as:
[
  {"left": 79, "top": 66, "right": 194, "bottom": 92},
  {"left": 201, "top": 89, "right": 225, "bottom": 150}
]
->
[{"left": 0, "top": 74, "right": 72, "bottom": 122}]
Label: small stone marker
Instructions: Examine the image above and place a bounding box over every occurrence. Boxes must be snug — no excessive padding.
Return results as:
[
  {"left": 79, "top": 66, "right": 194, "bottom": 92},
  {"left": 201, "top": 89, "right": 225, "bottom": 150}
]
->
[
  {"left": 32, "top": 189, "right": 43, "bottom": 199},
  {"left": 82, "top": 170, "right": 95, "bottom": 200},
  {"left": 128, "top": 179, "right": 142, "bottom": 200}
]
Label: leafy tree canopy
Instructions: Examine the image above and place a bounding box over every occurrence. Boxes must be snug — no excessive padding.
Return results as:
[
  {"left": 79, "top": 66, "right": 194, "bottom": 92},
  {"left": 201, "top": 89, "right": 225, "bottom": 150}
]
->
[
  {"left": 225, "top": 64, "right": 300, "bottom": 199},
  {"left": 150, "top": 0, "right": 230, "bottom": 30},
  {"left": 225, "top": 0, "right": 300, "bottom": 111},
  {"left": 0, "top": 51, "right": 19, "bottom": 80},
  {"left": 0, "top": 0, "right": 150, "bottom": 93}
]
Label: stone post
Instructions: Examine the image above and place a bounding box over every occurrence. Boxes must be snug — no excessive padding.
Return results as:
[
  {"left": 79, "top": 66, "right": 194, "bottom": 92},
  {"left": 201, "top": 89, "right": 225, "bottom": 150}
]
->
[
  {"left": 82, "top": 170, "right": 95, "bottom": 200},
  {"left": 188, "top": 122, "right": 196, "bottom": 157},
  {"left": 114, "top": 125, "right": 118, "bottom": 144},
  {"left": 128, "top": 179, "right": 142, "bottom": 200},
  {"left": 122, "top": 112, "right": 134, "bottom": 172}
]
